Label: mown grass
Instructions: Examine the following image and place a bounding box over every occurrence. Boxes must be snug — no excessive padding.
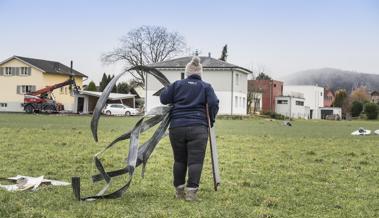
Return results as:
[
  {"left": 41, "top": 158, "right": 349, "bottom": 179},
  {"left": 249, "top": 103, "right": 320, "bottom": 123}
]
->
[{"left": 0, "top": 113, "right": 378, "bottom": 218}]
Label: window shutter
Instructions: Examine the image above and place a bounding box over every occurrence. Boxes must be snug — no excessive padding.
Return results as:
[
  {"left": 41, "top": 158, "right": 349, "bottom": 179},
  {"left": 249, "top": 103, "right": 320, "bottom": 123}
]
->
[
  {"left": 15, "top": 67, "right": 20, "bottom": 76},
  {"left": 0, "top": 67, "right": 3, "bottom": 76},
  {"left": 11, "top": 67, "right": 15, "bottom": 76},
  {"left": 28, "top": 67, "right": 32, "bottom": 76},
  {"left": 31, "top": 86, "right": 36, "bottom": 92},
  {"left": 17, "top": 85, "right": 21, "bottom": 94}
]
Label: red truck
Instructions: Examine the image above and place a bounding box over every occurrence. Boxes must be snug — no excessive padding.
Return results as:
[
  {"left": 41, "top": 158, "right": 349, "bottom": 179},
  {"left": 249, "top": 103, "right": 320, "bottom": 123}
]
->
[{"left": 23, "top": 77, "right": 79, "bottom": 113}]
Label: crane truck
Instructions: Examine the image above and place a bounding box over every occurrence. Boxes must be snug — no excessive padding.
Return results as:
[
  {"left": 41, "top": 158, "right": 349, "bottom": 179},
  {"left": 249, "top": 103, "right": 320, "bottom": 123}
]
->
[
  {"left": 23, "top": 78, "right": 79, "bottom": 113},
  {"left": 23, "top": 61, "right": 80, "bottom": 113}
]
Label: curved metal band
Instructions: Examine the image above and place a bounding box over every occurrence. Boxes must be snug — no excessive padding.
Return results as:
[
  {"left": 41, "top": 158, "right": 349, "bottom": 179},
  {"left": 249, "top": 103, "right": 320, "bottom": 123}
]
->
[{"left": 72, "top": 66, "right": 172, "bottom": 201}]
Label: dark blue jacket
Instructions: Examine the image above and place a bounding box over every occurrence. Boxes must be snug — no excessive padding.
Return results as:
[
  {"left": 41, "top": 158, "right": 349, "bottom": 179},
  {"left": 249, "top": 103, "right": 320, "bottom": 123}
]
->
[{"left": 160, "top": 74, "right": 219, "bottom": 128}]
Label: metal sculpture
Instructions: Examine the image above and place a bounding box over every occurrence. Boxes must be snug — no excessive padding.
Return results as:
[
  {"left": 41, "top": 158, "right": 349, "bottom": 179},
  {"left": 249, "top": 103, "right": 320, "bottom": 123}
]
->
[
  {"left": 71, "top": 65, "right": 220, "bottom": 201},
  {"left": 72, "top": 66, "right": 172, "bottom": 201}
]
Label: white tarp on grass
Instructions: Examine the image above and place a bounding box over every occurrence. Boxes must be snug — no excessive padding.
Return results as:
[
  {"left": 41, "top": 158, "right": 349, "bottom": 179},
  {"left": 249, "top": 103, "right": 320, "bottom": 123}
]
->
[{"left": 0, "top": 175, "right": 70, "bottom": 192}]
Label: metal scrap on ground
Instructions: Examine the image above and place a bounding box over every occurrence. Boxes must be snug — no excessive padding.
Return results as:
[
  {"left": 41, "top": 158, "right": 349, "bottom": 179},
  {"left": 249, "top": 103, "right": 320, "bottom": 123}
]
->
[
  {"left": 351, "top": 127, "right": 371, "bottom": 136},
  {"left": 0, "top": 175, "right": 70, "bottom": 192},
  {"left": 283, "top": 121, "right": 292, "bottom": 127}
]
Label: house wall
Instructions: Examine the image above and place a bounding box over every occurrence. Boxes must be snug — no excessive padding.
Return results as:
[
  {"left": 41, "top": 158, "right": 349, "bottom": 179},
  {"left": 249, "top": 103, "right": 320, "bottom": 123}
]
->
[
  {"left": 248, "top": 80, "right": 283, "bottom": 113},
  {"left": 0, "top": 58, "right": 83, "bottom": 112},
  {"left": 43, "top": 74, "right": 83, "bottom": 111},
  {"left": 324, "top": 90, "right": 334, "bottom": 107},
  {"left": 320, "top": 107, "right": 342, "bottom": 119},
  {"left": 250, "top": 92, "right": 262, "bottom": 113},
  {"left": 145, "top": 68, "right": 247, "bottom": 115},
  {"left": 73, "top": 95, "right": 89, "bottom": 113},
  {"left": 371, "top": 93, "right": 379, "bottom": 104},
  {"left": 0, "top": 59, "right": 45, "bottom": 111},
  {"left": 275, "top": 96, "right": 307, "bottom": 119},
  {"left": 284, "top": 85, "right": 324, "bottom": 119},
  {"left": 231, "top": 70, "right": 248, "bottom": 115}
]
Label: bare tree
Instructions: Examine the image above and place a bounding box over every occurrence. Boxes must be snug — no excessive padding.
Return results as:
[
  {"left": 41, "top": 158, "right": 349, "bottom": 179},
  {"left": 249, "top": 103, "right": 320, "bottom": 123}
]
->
[
  {"left": 102, "top": 25, "right": 186, "bottom": 86},
  {"left": 350, "top": 86, "right": 370, "bottom": 103}
]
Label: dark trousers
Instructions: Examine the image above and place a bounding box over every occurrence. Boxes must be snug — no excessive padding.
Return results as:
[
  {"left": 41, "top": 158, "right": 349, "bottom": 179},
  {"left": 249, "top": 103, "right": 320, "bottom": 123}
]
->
[{"left": 169, "top": 125, "right": 208, "bottom": 188}]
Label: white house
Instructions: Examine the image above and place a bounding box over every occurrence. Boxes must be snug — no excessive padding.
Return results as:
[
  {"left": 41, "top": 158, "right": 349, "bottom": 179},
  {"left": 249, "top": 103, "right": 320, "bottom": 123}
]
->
[
  {"left": 145, "top": 56, "right": 251, "bottom": 115},
  {"left": 275, "top": 94, "right": 309, "bottom": 119},
  {"left": 283, "top": 85, "right": 324, "bottom": 119},
  {"left": 320, "top": 107, "right": 342, "bottom": 119}
]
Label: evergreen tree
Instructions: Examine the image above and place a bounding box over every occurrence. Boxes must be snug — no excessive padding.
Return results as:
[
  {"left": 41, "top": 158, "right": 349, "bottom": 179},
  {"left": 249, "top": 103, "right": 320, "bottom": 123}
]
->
[
  {"left": 117, "top": 82, "right": 131, "bottom": 94},
  {"left": 364, "top": 103, "right": 379, "bottom": 120},
  {"left": 351, "top": 101, "right": 363, "bottom": 117},
  {"left": 333, "top": 89, "right": 351, "bottom": 116},
  {"left": 99, "top": 73, "right": 116, "bottom": 92},
  {"left": 256, "top": 72, "right": 272, "bottom": 80},
  {"left": 219, "top": 44, "right": 228, "bottom": 61},
  {"left": 99, "top": 73, "right": 108, "bottom": 91},
  {"left": 333, "top": 89, "right": 348, "bottom": 107},
  {"left": 86, "top": 81, "right": 97, "bottom": 91}
]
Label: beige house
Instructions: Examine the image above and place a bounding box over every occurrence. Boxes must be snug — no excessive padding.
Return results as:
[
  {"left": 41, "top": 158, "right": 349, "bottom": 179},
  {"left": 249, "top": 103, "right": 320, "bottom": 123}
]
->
[{"left": 0, "top": 56, "right": 87, "bottom": 112}]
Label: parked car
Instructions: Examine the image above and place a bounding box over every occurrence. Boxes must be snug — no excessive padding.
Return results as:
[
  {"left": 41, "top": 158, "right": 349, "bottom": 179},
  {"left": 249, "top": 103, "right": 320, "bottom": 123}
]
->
[{"left": 102, "top": 104, "right": 139, "bottom": 116}]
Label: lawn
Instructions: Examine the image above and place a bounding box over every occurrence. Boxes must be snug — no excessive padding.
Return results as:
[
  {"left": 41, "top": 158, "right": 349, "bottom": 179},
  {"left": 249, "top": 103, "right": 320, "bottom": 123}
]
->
[{"left": 0, "top": 113, "right": 378, "bottom": 218}]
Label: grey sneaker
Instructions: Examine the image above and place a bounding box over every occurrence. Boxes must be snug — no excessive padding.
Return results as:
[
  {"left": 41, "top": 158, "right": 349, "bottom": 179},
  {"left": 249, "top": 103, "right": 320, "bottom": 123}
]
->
[
  {"left": 175, "top": 184, "right": 185, "bottom": 199},
  {"left": 185, "top": 187, "right": 198, "bottom": 201}
]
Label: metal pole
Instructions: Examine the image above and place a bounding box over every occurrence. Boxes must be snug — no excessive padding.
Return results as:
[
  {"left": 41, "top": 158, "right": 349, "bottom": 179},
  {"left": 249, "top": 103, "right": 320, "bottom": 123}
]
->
[{"left": 231, "top": 69, "right": 234, "bottom": 115}]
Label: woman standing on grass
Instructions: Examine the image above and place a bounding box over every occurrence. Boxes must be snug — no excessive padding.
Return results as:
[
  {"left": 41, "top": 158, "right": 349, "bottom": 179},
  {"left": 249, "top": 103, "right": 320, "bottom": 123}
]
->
[{"left": 160, "top": 56, "right": 219, "bottom": 201}]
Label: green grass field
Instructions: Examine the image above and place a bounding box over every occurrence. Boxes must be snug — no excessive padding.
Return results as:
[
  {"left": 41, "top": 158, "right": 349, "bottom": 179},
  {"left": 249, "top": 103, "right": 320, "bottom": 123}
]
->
[{"left": 0, "top": 113, "right": 378, "bottom": 218}]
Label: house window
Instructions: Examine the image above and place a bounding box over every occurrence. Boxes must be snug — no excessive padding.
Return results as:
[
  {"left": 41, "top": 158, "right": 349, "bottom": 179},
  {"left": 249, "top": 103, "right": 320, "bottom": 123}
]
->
[
  {"left": 181, "top": 72, "right": 185, "bottom": 79},
  {"left": 242, "top": 97, "right": 246, "bottom": 108},
  {"left": 19, "top": 85, "right": 34, "bottom": 94},
  {"left": 277, "top": 99, "right": 288, "bottom": 104},
  {"left": 240, "top": 97, "right": 243, "bottom": 107},
  {"left": 0, "top": 103, "right": 7, "bottom": 108},
  {"left": 296, "top": 101, "right": 304, "bottom": 106},
  {"left": 320, "top": 92, "right": 323, "bottom": 96},
  {"left": 235, "top": 96, "right": 238, "bottom": 107},
  {"left": 22, "top": 85, "right": 32, "bottom": 93},
  {"left": 65, "top": 87, "right": 68, "bottom": 95},
  {"left": 5, "top": 67, "right": 12, "bottom": 76},
  {"left": 20, "top": 67, "right": 28, "bottom": 75},
  {"left": 60, "top": 87, "right": 64, "bottom": 94},
  {"left": 235, "top": 73, "right": 239, "bottom": 86}
]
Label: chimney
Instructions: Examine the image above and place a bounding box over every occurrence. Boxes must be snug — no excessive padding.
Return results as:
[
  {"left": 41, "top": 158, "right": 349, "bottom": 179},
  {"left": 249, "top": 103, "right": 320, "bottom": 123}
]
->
[
  {"left": 54, "top": 63, "right": 61, "bottom": 71},
  {"left": 208, "top": 52, "right": 211, "bottom": 58}
]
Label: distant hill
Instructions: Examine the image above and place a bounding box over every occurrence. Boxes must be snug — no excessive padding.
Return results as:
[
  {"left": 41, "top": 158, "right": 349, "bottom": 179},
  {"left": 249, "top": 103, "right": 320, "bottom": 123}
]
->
[{"left": 284, "top": 68, "right": 379, "bottom": 93}]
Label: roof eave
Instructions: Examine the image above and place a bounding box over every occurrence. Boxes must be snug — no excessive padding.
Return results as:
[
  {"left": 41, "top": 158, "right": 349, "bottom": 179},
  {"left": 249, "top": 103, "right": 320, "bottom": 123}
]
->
[
  {"left": 0, "top": 56, "right": 87, "bottom": 77},
  {"left": 151, "top": 66, "right": 252, "bottom": 74},
  {"left": 0, "top": 56, "right": 47, "bottom": 73},
  {"left": 44, "top": 71, "right": 88, "bottom": 78}
]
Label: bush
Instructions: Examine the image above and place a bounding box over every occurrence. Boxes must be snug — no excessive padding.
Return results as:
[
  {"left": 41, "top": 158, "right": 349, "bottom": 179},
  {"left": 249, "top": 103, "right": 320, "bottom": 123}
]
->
[
  {"left": 364, "top": 103, "right": 379, "bottom": 120},
  {"left": 351, "top": 101, "right": 363, "bottom": 117},
  {"left": 217, "top": 115, "right": 245, "bottom": 120}
]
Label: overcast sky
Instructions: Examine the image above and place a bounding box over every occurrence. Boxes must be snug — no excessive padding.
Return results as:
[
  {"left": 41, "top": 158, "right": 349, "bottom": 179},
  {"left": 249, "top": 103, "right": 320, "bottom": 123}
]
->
[{"left": 0, "top": 0, "right": 378, "bottom": 83}]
